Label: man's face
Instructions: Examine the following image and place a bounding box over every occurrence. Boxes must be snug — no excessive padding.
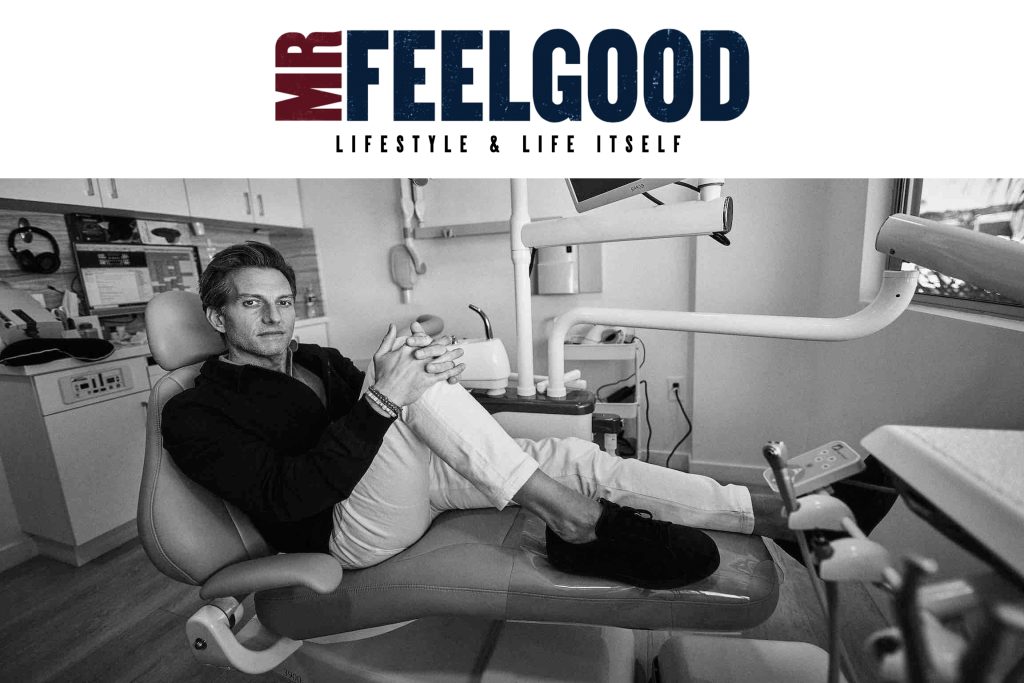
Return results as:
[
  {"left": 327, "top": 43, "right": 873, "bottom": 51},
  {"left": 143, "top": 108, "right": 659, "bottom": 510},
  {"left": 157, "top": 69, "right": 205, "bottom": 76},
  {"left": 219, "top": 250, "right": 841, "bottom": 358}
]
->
[{"left": 207, "top": 267, "right": 296, "bottom": 363}]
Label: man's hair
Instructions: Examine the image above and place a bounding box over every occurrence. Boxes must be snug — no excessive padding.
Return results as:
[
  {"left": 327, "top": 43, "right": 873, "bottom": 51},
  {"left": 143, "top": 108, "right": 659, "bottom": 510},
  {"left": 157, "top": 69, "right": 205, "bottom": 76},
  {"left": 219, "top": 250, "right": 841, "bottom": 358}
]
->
[{"left": 199, "top": 241, "right": 296, "bottom": 311}]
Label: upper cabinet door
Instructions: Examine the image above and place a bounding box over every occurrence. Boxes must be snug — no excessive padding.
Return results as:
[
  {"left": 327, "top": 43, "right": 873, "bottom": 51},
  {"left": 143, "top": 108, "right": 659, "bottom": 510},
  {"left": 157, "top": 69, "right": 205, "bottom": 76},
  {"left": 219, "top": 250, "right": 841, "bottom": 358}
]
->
[
  {"left": 183, "top": 179, "right": 254, "bottom": 223},
  {"left": 97, "top": 179, "right": 190, "bottom": 216},
  {"left": 0, "top": 179, "right": 104, "bottom": 207},
  {"left": 248, "top": 179, "right": 304, "bottom": 228}
]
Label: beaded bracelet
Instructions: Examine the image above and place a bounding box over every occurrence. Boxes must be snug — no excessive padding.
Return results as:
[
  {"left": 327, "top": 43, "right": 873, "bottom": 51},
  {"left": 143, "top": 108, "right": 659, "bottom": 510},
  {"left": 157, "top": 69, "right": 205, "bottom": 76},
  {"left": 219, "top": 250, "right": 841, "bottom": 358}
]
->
[
  {"left": 366, "top": 391, "right": 397, "bottom": 419},
  {"left": 367, "top": 386, "right": 402, "bottom": 419},
  {"left": 365, "top": 390, "right": 397, "bottom": 419}
]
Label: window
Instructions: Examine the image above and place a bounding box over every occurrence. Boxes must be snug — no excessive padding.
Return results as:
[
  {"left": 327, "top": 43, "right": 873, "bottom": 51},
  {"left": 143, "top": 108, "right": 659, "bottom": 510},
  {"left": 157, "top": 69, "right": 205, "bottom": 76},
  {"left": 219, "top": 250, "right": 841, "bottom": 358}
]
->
[{"left": 890, "top": 178, "right": 1024, "bottom": 318}]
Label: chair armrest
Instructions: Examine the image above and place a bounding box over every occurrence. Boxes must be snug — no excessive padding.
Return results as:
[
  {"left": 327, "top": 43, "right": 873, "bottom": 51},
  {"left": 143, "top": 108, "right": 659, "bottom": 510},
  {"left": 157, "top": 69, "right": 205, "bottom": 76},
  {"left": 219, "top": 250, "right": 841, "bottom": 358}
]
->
[{"left": 200, "top": 553, "right": 343, "bottom": 600}]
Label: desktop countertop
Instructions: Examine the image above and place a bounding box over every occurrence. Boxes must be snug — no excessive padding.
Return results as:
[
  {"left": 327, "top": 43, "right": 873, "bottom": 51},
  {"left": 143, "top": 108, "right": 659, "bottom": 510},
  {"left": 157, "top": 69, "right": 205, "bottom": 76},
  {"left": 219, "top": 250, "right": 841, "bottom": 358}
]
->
[
  {"left": 0, "top": 343, "right": 152, "bottom": 377},
  {"left": 0, "top": 317, "right": 329, "bottom": 378}
]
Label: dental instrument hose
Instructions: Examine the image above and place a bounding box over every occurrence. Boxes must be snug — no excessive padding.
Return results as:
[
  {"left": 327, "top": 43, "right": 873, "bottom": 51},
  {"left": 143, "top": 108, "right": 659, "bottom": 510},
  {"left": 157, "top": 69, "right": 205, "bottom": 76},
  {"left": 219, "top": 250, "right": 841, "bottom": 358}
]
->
[
  {"left": 795, "top": 529, "right": 857, "bottom": 683},
  {"left": 827, "top": 581, "right": 841, "bottom": 683},
  {"left": 766, "top": 444, "right": 856, "bottom": 683}
]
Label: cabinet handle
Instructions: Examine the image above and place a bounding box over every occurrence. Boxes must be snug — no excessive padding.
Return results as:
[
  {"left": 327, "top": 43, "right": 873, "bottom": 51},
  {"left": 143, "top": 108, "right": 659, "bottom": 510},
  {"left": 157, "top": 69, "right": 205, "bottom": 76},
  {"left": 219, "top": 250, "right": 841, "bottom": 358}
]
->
[
  {"left": 109, "top": 178, "right": 119, "bottom": 200},
  {"left": 85, "top": 179, "right": 95, "bottom": 197},
  {"left": 257, "top": 193, "right": 265, "bottom": 217},
  {"left": 243, "top": 191, "right": 252, "bottom": 215}
]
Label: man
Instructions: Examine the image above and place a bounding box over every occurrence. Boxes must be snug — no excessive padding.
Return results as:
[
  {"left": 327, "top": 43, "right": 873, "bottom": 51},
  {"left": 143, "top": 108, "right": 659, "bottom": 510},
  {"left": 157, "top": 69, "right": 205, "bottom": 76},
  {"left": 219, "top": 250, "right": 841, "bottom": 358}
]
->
[{"left": 164, "top": 242, "right": 796, "bottom": 589}]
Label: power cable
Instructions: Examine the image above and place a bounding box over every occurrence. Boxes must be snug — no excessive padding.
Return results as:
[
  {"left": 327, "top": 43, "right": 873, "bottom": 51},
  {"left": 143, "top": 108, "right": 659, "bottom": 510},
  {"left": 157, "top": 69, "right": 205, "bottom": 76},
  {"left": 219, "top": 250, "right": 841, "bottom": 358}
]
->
[
  {"left": 593, "top": 335, "right": 646, "bottom": 400},
  {"left": 664, "top": 386, "right": 692, "bottom": 470},
  {"left": 639, "top": 379, "right": 652, "bottom": 462}
]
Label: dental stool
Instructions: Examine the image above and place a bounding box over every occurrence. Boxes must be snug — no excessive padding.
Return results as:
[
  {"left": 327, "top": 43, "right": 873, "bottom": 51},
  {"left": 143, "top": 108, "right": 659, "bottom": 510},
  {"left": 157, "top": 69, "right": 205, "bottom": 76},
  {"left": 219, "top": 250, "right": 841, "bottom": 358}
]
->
[{"left": 139, "top": 291, "right": 784, "bottom": 682}]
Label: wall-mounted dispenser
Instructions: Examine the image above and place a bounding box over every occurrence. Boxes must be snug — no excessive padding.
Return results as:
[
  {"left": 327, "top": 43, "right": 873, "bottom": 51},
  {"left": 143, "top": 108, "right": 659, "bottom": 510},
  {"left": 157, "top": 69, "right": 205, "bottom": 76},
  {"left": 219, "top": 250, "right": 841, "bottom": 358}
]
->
[{"left": 535, "top": 243, "right": 602, "bottom": 295}]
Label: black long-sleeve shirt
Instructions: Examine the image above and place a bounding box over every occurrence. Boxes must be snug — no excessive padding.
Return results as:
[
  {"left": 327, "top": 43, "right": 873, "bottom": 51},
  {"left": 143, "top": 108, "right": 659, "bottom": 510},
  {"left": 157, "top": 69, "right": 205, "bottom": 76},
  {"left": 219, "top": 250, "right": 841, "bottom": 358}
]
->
[{"left": 161, "top": 344, "right": 395, "bottom": 553}]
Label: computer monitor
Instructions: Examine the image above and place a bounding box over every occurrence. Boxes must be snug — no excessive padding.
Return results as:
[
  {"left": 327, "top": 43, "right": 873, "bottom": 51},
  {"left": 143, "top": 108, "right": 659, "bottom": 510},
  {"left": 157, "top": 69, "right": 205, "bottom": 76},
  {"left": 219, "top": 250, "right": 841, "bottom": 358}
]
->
[
  {"left": 565, "top": 179, "right": 679, "bottom": 213},
  {"left": 72, "top": 242, "right": 202, "bottom": 316}
]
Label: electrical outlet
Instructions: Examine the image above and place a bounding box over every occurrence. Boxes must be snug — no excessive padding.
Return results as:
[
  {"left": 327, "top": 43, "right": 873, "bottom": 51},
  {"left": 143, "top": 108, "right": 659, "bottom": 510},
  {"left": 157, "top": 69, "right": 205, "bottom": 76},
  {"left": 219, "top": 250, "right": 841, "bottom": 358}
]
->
[{"left": 666, "top": 376, "right": 684, "bottom": 401}]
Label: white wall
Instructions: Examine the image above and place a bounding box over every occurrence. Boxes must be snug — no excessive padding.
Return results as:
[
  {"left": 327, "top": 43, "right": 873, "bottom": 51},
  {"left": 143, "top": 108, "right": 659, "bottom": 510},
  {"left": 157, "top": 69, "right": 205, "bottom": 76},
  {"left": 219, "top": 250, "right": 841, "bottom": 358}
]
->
[
  {"left": 691, "top": 179, "right": 838, "bottom": 476},
  {"left": 300, "top": 179, "right": 699, "bottom": 455}
]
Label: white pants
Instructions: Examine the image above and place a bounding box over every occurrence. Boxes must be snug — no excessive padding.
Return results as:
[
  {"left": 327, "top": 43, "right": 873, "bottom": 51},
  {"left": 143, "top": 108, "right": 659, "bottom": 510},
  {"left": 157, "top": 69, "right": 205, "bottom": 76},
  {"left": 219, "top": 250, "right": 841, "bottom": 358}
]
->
[{"left": 329, "top": 381, "right": 754, "bottom": 569}]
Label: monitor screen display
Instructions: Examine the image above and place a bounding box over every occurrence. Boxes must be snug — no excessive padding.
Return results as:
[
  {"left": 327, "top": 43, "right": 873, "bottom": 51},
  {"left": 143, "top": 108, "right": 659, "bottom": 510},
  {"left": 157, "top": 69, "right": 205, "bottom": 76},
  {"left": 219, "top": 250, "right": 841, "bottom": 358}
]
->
[
  {"left": 73, "top": 243, "right": 202, "bottom": 316},
  {"left": 565, "top": 179, "right": 679, "bottom": 213}
]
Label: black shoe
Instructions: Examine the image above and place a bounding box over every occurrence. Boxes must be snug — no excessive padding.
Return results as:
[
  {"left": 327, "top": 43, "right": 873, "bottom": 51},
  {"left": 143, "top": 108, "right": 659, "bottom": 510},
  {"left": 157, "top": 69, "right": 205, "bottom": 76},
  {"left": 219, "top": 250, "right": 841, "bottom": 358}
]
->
[{"left": 544, "top": 499, "right": 720, "bottom": 589}]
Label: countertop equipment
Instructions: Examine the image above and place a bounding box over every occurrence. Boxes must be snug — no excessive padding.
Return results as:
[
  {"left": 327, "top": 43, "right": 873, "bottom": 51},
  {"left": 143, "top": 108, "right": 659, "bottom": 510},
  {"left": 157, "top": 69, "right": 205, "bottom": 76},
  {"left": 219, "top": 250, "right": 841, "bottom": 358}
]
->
[{"left": 0, "top": 282, "right": 63, "bottom": 351}]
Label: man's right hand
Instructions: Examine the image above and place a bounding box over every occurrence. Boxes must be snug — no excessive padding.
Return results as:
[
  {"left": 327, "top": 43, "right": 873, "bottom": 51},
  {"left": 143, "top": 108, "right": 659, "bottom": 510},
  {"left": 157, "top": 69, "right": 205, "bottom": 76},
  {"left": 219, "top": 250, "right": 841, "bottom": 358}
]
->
[{"left": 371, "top": 324, "right": 465, "bottom": 407}]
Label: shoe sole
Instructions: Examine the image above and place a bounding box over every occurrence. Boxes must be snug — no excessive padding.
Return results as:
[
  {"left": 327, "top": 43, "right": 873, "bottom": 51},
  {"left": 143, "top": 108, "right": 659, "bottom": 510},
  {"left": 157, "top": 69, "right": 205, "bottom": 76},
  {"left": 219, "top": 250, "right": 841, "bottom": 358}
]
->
[{"left": 547, "top": 552, "right": 718, "bottom": 590}]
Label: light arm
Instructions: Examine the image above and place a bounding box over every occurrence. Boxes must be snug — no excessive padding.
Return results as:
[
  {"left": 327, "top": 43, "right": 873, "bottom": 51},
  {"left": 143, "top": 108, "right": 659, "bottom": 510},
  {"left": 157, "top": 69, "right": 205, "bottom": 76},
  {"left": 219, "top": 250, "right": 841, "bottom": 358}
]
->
[
  {"left": 876, "top": 213, "right": 1024, "bottom": 303},
  {"left": 545, "top": 270, "right": 918, "bottom": 397}
]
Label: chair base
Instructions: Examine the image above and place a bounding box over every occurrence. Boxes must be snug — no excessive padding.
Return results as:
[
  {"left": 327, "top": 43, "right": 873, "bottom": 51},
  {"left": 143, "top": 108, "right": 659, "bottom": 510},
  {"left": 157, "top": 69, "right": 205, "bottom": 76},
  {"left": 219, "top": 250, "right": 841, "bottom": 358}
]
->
[{"left": 276, "top": 616, "right": 638, "bottom": 683}]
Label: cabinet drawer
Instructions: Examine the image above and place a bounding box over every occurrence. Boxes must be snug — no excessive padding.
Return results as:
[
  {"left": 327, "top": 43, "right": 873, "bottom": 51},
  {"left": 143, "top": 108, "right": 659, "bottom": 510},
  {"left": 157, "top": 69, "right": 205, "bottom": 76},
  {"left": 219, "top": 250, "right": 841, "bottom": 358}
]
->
[{"left": 34, "top": 357, "right": 149, "bottom": 416}]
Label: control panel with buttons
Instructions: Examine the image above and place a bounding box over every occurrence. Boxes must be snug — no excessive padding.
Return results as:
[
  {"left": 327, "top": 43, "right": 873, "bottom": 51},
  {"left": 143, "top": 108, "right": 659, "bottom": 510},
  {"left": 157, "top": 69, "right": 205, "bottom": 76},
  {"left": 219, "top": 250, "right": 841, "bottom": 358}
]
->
[
  {"left": 58, "top": 367, "right": 134, "bottom": 405},
  {"left": 762, "top": 440, "right": 865, "bottom": 497}
]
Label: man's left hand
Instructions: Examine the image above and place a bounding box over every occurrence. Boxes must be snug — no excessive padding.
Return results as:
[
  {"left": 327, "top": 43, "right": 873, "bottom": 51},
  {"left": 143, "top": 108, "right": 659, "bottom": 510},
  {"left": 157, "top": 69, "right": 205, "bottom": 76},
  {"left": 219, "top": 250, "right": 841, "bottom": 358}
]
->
[{"left": 404, "top": 321, "right": 465, "bottom": 384}]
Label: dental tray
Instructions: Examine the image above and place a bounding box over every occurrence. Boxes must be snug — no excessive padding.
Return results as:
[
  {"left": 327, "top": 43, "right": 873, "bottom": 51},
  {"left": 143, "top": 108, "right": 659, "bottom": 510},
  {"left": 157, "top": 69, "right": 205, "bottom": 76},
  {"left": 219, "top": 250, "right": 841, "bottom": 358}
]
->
[{"left": 762, "top": 440, "right": 865, "bottom": 497}]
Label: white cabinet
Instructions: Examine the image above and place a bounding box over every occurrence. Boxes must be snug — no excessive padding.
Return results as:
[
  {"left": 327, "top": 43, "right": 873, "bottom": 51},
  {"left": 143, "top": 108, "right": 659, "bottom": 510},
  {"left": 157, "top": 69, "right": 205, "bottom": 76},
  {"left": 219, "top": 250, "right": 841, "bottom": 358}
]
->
[
  {"left": 95, "top": 178, "right": 190, "bottom": 216},
  {"left": 185, "top": 179, "right": 304, "bottom": 227},
  {"left": 183, "top": 179, "right": 251, "bottom": 222},
  {"left": 248, "top": 179, "right": 304, "bottom": 227},
  {"left": 0, "top": 179, "right": 104, "bottom": 207},
  {"left": 44, "top": 390, "right": 149, "bottom": 547},
  {"left": 0, "top": 178, "right": 189, "bottom": 216},
  {"left": 0, "top": 178, "right": 307, "bottom": 226},
  {"left": 0, "top": 355, "right": 150, "bottom": 566}
]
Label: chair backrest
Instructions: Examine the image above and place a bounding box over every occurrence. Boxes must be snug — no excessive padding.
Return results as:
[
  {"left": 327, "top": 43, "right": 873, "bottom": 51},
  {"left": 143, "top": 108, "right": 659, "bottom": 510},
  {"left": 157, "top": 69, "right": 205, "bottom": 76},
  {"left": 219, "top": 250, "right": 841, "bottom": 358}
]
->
[{"left": 137, "top": 291, "right": 273, "bottom": 585}]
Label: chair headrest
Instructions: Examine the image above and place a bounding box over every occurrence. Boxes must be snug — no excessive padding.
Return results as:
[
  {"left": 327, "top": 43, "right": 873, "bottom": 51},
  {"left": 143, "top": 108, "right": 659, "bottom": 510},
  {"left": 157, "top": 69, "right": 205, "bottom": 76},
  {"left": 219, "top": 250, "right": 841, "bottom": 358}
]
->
[{"left": 146, "top": 291, "right": 225, "bottom": 371}]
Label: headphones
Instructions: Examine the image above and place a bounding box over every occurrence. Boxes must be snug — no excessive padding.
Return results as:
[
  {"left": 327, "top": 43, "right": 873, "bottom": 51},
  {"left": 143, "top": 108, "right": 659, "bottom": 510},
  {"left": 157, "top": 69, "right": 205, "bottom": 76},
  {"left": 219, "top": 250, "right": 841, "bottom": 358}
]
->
[{"left": 7, "top": 218, "right": 61, "bottom": 274}]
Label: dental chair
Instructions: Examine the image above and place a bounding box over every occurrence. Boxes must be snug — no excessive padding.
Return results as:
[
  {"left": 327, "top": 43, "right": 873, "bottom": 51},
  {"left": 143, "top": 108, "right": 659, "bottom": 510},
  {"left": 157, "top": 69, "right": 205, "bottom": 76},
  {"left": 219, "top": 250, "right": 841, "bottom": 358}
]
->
[{"left": 138, "top": 291, "right": 784, "bottom": 682}]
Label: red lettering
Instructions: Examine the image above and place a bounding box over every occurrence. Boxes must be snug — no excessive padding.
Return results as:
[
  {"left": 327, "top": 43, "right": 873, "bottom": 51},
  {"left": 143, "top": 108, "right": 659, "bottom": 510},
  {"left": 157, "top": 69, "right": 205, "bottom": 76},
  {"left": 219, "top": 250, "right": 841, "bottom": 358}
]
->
[
  {"left": 275, "top": 32, "right": 342, "bottom": 68},
  {"left": 275, "top": 74, "right": 342, "bottom": 120}
]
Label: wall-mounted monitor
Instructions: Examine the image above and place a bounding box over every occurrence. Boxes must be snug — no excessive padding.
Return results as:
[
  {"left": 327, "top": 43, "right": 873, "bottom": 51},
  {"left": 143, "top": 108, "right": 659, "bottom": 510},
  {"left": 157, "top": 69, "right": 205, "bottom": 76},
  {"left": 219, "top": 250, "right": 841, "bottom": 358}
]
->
[
  {"left": 565, "top": 179, "right": 678, "bottom": 213},
  {"left": 72, "top": 243, "right": 202, "bottom": 316}
]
